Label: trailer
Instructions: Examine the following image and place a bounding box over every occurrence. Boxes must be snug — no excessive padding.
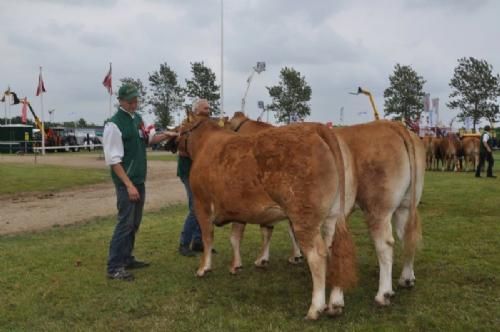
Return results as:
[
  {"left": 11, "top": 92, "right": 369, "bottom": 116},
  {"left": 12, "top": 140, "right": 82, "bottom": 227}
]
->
[{"left": 0, "top": 124, "right": 35, "bottom": 153}]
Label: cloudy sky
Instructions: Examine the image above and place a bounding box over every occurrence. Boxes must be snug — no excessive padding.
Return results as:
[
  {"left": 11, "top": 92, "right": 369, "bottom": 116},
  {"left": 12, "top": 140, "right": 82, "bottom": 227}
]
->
[{"left": 1, "top": 0, "right": 499, "bottom": 127}]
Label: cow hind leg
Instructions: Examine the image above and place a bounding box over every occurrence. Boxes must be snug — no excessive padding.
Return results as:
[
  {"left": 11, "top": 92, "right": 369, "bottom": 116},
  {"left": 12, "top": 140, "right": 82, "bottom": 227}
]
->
[
  {"left": 368, "top": 213, "right": 395, "bottom": 306},
  {"left": 254, "top": 226, "right": 273, "bottom": 267},
  {"left": 393, "top": 207, "right": 421, "bottom": 288},
  {"left": 229, "top": 223, "right": 245, "bottom": 274},
  {"left": 292, "top": 224, "right": 327, "bottom": 320},
  {"left": 323, "top": 215, "right": 345, "bottom": 316}
]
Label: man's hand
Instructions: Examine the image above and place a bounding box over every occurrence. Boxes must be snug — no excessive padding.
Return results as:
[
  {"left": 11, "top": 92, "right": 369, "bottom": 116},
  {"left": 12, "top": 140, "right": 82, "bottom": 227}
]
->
[{"left": 126, "top": 184, "right": 140, "bottom": 202}]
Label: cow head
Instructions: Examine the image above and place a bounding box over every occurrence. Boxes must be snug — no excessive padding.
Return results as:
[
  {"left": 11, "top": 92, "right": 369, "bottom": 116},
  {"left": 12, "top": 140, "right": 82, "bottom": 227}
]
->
[{"left": 176, "top": 115, "right": 210, "bottom": 158}]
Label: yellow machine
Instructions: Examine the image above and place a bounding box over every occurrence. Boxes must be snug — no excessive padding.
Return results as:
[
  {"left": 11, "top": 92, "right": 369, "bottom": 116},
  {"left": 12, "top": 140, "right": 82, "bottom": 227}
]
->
[{"left": 350, "top": 87, "right": 380, "bottom": 120}]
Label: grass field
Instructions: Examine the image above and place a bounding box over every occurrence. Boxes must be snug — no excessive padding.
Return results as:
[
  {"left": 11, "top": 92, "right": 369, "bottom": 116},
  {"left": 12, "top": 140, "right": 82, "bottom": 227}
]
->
[
  {"left": 0, "top": 155, "right": 499, "bottom": 331},
  {"left": 0, "top": 163, "right": 108, "bottom": 195}
]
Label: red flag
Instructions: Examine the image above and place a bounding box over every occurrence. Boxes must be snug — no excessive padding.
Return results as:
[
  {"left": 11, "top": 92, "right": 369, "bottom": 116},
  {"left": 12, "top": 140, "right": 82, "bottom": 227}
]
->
[
  {"left": 21, "top": 98, "right": 28, "bottom": 124},
  {"left": 36, "top": 72, "right": 46, "bottom": 96},
  {"left": 102, "top": 64, "right": 112, "bottom": 95}
]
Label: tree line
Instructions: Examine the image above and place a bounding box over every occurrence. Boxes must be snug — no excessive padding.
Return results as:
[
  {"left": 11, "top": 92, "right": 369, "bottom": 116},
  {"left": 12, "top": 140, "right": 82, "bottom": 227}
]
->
[{"left": 4, "top": 57, "right": 499, "bottom": 130}]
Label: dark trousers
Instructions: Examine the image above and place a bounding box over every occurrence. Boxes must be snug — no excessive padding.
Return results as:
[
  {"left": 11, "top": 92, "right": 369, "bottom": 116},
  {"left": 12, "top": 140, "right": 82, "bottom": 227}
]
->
[
  {"left": 179, "top": 176, "right": 202, "bottom": 247},
  {"left": 475, "top": 152, "right": 494, "bottom": 177},
  {"left": 107, "top": 183, "right": 145, "bottom": 273}
]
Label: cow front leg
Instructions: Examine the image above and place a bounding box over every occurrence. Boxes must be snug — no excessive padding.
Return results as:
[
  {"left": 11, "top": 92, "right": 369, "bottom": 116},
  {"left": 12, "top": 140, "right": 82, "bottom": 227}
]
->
[
  {"left": 195, "top": 206, "right": 214, "bottom": 277},
  {"left": 229, "top": 223, "right": 245, "bottom": 274},
  {"left": 287, "top": 222, "right": 303, "bottom": 264},
  {"left": 254, "top": 226, "right": 273, "bottom": 267}
]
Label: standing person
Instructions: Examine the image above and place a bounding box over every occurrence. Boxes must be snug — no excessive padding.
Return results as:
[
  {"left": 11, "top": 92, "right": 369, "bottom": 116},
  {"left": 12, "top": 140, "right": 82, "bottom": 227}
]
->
[
  {"left": 103, "top": 83, "right": 177, "bottom": 281},
  {"left": 178, "top": 99, "right": 210, "bottom": 256},
  {"left": 475, "top": 125, "right": 496, "bottom": 178}
]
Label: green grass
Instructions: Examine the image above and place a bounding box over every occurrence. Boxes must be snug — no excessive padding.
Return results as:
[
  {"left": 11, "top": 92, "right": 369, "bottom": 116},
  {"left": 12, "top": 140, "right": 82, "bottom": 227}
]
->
[
  {"left": 0, "top": 155, "right": 499, "bottom": 331},
  {"left": 0, "top": 163, "right": 108, "bottom": 195}
]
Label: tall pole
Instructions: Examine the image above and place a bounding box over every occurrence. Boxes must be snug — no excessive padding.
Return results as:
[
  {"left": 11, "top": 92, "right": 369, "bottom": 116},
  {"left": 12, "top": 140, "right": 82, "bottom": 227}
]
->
[
  {"left": 40, "top": 66, "right": 46, "bottom": 155},
  {"left": 8, "top": 95, "right": 11, "bottom": 125},
  {"left": 3, "top": 98, "right": 7, "bottom": 125},
  {"left": 220, "top": 0, "right": 224, "bottom": 117}
]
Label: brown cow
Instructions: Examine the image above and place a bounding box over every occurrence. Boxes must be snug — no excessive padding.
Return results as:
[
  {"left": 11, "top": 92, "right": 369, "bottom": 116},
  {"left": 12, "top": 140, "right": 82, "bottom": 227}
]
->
[
  {"left": 422, "top": 136, "right": 433, "bottom": 170},
  {"left": 175, "top": 115, "right": 356, "bottom": 319},
  {"left": 432, "top": 137, "right": 443, "bottom": 170},
  {"left": 461, "top": 137, "right": 480, "bottom": 172},
  {"left": 226, "top": 112, "right": 303, "bottom": 268},
  {"left": 227, "top": 113, "right": 424, "bottom": 311}
]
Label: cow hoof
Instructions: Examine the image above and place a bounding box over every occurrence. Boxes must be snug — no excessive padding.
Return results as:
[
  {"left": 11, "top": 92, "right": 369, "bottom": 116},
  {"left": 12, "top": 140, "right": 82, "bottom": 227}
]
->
[
  {"left": 375, "top": 293, "right": 392, "bottom": 306},
  {"left": 288, "top": 255, "right": 304, "bottom": 265},
  {"left": 399, "top": 278, "right": 415, "bottom": 288},
  {"left": 196, "top": 268, "right": 211, "bottom": 277},
  {"left": 254, "top": 259, "right": 269, "bottom": 268},
  {"left": 229, "top": 266, "right": 243, "bottom": 275},
  {"left": 305, "top": 306, "right": 325, "bottom": 320},
  {"left": 326, "top": 305, "right": 343, "bottom": 317}
]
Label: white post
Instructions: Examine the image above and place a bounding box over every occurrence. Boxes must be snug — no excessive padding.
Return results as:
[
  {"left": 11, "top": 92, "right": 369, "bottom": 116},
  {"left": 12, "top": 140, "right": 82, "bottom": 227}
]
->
[
  {"left": 3, "top": 100, "right": 7, "bottom": 125},
  {"left": 220, "top": 0, "right": 224, "bottom": 117},
  {"left": 40, "top": 67, "right": 46, "bottom": 155}
]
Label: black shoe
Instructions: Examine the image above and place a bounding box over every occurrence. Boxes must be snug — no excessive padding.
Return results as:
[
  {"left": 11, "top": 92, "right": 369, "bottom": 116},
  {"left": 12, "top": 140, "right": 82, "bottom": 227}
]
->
[
  {"left": 126, "top": 259, "right": 150, "bottom": 269},
  {"left": 107, "top": 267, "right": 134, "bottom": 281},
  {"left": 179, "top": 245, "right": 196, "bottom": 257}
]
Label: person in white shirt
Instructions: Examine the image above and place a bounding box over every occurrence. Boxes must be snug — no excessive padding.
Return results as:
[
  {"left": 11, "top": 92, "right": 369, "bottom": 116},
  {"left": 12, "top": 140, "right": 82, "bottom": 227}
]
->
[{"left": 103, "top": 83, "right": 177, "bottom": 281}]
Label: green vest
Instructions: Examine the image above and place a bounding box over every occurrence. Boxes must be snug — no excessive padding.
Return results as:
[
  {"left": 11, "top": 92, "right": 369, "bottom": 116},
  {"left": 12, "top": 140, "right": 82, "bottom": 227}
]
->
[
  {"left": 480, "top": 132, "right": 492, "bottom": 154},
  {"left": 177, "top": 155, "right": 192, "bottom": 179},
  {"left": 109, "top": 108, "right": 147, "bottom": 186}
]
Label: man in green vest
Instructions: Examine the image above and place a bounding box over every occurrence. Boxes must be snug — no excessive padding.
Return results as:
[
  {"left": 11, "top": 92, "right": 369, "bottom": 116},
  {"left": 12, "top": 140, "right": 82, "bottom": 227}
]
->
[
  {"left": 475, "top": 125, "right": 496, "bottom": 178},
  {"left": 103, "top": 83, "right": 177, "bottom": 281}
]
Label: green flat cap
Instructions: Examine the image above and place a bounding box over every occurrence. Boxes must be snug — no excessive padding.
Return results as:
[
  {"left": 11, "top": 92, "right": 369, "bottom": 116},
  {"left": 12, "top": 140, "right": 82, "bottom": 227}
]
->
[{"left": 118, "top": 84, "right": 140, "bottom": 101}]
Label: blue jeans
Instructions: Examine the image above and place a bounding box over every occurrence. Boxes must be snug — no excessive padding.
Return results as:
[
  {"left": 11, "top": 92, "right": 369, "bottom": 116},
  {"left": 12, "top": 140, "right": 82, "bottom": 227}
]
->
[
  {"left": 107, "top": 183, "right": 145, "bottom": 273},
  {"left": 179, "top": 176, "right": 201, "bottom": 247}
]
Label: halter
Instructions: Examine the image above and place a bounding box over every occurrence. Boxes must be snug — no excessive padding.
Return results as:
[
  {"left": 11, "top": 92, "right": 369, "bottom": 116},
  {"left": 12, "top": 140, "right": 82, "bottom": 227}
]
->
[
  {"left": 234, "top": 118, "right": 250, "bottom": 132},
  {"left": 178, "top": 119, "right": 208, "bottom": 158}
]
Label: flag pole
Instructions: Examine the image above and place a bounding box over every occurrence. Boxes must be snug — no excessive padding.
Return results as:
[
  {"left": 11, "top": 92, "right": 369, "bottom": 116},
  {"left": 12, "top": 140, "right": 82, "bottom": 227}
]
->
[
  {"left": 108, "top": 62, "right": 112, "bottom": 119},
  {"left": 40, "top": 66, "right": 46, "bottom": 156}
]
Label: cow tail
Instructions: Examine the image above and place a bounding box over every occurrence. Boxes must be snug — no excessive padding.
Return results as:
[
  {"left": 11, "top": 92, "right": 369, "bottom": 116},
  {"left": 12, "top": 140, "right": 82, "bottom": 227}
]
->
[
  {"left": 388, "top": 122, "right": 422, "bottom": 259},
  {"left": 318, "top": 125, "right": 357, "bottom": 290}
]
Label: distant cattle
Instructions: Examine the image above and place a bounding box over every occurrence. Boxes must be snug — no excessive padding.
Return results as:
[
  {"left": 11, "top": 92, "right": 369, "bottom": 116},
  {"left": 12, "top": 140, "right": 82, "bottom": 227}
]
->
[
  {"left": 461, "top": 137, "right": 480, "bottom": 172},
  {"left": 439, "top": 133, "right": 461, "bottom": 171}
]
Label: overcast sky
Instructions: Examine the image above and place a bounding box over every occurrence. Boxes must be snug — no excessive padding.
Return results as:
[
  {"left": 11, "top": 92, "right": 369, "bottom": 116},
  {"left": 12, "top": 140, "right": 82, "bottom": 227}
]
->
[{"left": 1, "top": 0, "right": 499, "bottom": 127}]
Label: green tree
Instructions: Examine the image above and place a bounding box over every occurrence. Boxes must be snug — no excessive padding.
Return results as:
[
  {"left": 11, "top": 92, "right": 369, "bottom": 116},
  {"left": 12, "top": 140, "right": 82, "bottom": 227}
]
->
[
  {"left": 77, "top": 118, "right": 87, "bottom": 127},
  {"left": 384, "top": 64, "right": 426, "bottom": 121},
  {"left": 148, "top": 63, "right": 184, "bottom": 128},
  {"left": 447, "top": 57, "right": 500, "bottom": 131},
  {"left": 266, "top": 67, "right": 312, "bottom": 124},
  {"left": 118, "top": 77, "right": 148, "bottom": 114},
  {"left": 185, "top": 62, "right": 220, "bottom": 115}
]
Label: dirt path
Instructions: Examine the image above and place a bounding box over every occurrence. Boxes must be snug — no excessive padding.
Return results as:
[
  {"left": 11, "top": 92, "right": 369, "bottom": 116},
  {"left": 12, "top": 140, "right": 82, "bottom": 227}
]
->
[{"left": 0, "top": 153, "right": 186, "bottom": 235}]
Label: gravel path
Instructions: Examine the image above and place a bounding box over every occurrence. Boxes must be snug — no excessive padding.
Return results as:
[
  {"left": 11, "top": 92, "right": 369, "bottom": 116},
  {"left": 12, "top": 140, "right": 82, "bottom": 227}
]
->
[{"left": 0, "top": 153, "right": 186, "bottom": 235}]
